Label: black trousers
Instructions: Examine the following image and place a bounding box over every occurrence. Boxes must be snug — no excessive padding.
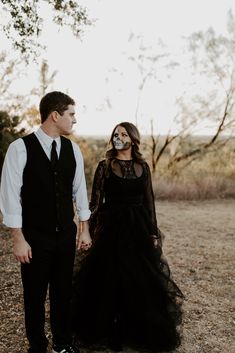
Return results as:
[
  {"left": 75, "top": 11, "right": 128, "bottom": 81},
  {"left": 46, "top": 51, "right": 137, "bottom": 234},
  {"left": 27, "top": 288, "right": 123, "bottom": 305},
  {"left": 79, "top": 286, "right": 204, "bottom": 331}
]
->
[{"left": 21, "top": 225, "right": 77, "bottom": 352}]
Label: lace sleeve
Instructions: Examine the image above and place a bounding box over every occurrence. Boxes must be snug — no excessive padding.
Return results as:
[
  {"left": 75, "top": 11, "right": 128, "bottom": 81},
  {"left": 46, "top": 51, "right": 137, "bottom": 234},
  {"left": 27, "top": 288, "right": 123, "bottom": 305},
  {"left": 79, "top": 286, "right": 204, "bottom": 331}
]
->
[
  {"left": 143, "top": 162, "right": 162, "bottom": 242},
  {"left": 89, "top": 160, "right": 106, "bottom": 236}
]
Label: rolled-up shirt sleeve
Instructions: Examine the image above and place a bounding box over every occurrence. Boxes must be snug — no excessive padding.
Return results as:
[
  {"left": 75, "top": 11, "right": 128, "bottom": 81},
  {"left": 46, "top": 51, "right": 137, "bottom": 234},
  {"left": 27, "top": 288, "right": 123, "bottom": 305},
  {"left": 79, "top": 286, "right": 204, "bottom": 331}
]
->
[
  {"left": 71, "top": 141, "right": 91, "bottom": 221},
  {"left": 0, "top": 139, "right": 26, "bottom": 228}
]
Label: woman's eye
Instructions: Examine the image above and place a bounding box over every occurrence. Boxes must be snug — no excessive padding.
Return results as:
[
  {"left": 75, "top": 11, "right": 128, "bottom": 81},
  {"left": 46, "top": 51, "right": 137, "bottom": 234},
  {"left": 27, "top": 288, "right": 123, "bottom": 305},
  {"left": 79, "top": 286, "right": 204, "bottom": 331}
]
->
[{"left": 114, "top": 133, "right": 118, "bottom": 137}]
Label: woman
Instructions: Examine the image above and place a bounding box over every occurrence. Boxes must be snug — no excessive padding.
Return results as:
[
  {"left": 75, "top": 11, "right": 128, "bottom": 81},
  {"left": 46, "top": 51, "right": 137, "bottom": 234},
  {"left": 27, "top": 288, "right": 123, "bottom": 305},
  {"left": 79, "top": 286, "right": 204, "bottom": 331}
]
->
[{"left": 72, "top": 122, "right": 184, "bottom": 352}]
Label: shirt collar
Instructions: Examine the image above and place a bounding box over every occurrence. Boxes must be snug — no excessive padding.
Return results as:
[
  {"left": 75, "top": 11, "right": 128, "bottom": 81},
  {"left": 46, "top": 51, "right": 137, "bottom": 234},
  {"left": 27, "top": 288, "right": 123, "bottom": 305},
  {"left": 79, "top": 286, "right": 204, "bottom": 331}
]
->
[{"left": 36, "top": 127, "right": 60, "bottom": 148}]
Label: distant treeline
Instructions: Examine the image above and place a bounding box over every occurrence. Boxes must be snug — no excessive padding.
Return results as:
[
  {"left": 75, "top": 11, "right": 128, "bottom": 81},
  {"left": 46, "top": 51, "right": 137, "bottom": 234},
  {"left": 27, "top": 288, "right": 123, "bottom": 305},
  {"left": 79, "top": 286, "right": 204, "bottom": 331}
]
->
[
  {"left": 1, "top": 127, "right": 234, "bottom": 200},
  {"left": 74, "top": 135, "right": 235, "bottom": 200}
]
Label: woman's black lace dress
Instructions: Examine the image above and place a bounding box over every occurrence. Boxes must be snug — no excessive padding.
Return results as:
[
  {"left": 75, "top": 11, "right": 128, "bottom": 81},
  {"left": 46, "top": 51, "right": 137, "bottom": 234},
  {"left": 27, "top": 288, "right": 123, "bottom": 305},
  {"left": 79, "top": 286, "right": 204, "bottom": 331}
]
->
[{"left": 72, "top": 159, "right": 183, "bottom": 352}]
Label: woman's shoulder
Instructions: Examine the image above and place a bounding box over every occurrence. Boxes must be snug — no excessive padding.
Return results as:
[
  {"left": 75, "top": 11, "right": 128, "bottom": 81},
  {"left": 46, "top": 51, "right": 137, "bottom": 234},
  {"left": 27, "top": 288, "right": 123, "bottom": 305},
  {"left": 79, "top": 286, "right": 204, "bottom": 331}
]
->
[
  {"left": 97, "top": 159, "right": 106, "bottom": 167},
  {"left": 137, "top": 160, "right": 151, "bottom": 175},
  {"left": 135, "top": 159, "right": 149, "bottom": 168},
  {"left": 95, "top": 159, "right": 107, "bottom": 173}
]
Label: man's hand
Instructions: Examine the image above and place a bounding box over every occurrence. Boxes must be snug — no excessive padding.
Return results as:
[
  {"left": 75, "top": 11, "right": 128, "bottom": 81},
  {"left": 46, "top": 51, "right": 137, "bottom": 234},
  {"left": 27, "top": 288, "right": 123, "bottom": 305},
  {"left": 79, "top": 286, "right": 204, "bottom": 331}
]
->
[
  {"left": 77, "top": 221, "right": 92, "bottom": 251},
  {"left": 11, "top": 228, "right": 32, "bottom": 264},
  {"left": 150, "top": 235, "right": 159, "bottom": 248}
]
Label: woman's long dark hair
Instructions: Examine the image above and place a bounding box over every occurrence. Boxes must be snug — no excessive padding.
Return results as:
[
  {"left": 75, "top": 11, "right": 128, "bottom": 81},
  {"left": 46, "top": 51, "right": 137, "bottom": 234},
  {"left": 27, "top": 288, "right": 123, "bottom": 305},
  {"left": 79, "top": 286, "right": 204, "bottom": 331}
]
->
[{"left": 105, "top": 122, "right": 144, "bottom": 163}]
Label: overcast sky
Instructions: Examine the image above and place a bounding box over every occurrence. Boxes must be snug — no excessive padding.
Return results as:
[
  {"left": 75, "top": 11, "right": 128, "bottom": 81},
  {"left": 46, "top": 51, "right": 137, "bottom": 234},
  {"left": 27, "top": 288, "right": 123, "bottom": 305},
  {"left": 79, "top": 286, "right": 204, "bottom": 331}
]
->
[{"left": 1, "top": 0, "right": 235, "bottom": 136}]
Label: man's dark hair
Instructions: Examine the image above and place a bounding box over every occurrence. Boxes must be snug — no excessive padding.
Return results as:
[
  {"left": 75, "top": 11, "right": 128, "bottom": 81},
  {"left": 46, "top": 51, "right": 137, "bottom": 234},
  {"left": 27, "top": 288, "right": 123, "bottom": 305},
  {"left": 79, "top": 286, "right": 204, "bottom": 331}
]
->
[{"left": 39, "top": 91, "right": 75, "bottom": 123}]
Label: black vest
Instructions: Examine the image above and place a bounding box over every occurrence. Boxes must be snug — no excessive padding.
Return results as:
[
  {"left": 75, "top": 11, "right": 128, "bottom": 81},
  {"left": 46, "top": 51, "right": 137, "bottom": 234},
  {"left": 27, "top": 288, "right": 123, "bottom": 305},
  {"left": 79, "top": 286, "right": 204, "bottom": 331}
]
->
[{"left": 21, "top": 133, "right": 76, "bottom": 232}]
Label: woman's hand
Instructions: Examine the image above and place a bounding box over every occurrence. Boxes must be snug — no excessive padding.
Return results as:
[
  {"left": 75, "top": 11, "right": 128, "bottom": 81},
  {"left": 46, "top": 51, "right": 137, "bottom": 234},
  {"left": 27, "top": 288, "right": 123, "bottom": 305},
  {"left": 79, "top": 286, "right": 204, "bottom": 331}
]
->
[{"left": 77, "top": 221, "right": 92, "bottom": 251}]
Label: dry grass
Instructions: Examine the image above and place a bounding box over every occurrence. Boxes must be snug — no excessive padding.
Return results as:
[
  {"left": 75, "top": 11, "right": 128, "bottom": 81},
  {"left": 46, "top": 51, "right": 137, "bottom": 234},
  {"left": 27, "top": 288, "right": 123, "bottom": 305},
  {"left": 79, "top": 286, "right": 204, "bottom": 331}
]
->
[
  {"left": 78, "top": 135, "right": 235, "bottom": 200},
  {"left": 0, "top": 200, "right": 235, "bottom": 353},
  {"left": 150, "top": 137, "right": 235, "bottom": 200},
  {"left": 153, "top": 174, "right": 235, "bottom": 200}
]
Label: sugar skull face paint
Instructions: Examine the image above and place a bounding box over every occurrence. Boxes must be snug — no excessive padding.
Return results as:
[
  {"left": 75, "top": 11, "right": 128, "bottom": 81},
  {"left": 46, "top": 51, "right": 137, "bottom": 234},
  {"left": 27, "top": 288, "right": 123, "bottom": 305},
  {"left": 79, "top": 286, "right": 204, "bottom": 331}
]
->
[{"left": 113, "top": 126, "right": 132, "bottom": 150}]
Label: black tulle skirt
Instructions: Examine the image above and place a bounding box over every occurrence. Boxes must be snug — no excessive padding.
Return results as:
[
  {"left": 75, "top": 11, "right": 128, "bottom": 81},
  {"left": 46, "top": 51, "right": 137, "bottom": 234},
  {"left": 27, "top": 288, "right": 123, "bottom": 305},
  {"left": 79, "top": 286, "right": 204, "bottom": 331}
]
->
[{"left": 71, "top": 203, "right": 183, "bottom": 352}]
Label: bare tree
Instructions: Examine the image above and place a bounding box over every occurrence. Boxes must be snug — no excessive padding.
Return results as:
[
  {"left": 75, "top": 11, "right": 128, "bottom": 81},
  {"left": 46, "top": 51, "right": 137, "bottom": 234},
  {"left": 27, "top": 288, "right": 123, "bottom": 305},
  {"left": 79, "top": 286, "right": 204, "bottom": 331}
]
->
[
  {"left": 39, "top": 60, "right": 57, "bottom": 97},
  {"left": 166, "top": 13, "right": 235, "bottom": 172},
  {"left": 149, "top": 118, "right": 180, "bottom": 173},
  {"left": 0, "top": 52, "right": 57, "bottom": 128},
  {"left": 27, "top": 60, "right": 58, "bottom": 126},
  {"left": 128, "top": 34, "right": 174, "bottom": 126},
  {"left": 147, "top": 12, "right": 235, "bottom": 174},
  {"left": 0, "top": 52, "right": 28, "bottom": 117},
  {"left": 30, "top": 59, "right": 57, "bottom": 98}
]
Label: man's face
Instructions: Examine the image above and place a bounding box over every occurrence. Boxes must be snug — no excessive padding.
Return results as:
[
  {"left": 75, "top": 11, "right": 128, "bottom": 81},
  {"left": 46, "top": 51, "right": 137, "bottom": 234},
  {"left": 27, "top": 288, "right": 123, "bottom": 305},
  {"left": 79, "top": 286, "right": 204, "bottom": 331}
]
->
[
  {"left": 56, "top": 104, "right": 76, "bottom": 135},
  {"left": 113, "top": 125, "right": 132, "bottom": 150}
]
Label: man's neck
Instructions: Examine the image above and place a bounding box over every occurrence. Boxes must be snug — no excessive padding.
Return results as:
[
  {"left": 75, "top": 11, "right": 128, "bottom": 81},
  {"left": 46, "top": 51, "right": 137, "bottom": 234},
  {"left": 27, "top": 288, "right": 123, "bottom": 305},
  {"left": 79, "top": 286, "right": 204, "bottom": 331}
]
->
[{"left": 41, "top": 123, "right": 59, "bottom": 139}]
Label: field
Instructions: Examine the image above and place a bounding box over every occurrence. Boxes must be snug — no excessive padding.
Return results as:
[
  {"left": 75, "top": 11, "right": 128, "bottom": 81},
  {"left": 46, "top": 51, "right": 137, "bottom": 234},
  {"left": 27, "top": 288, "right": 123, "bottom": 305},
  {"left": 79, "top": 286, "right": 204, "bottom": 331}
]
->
[
  {"left": 0, "top": 199, "right": 234, "bottom": 353},
  {"left": 77, "top": 135, "right": 235, "bottom": 200}
]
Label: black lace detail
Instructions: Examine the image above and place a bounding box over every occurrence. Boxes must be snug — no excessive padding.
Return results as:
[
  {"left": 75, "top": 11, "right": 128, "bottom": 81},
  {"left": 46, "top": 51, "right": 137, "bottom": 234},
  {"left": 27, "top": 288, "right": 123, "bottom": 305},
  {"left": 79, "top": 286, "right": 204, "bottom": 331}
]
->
[
  {"left": 114, "top": 159, "right": 137, "bottom": 179},
  {"left": 89, "top": 159, "right": 159, "bottom": 239}
]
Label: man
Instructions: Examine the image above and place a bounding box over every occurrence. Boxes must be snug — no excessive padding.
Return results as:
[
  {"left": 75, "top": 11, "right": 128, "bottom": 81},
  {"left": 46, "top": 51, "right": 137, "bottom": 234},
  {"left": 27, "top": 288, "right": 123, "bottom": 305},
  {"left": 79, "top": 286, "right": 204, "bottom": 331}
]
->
[{"left": 0, "top": 91, "right": 92, "bottom": 353}]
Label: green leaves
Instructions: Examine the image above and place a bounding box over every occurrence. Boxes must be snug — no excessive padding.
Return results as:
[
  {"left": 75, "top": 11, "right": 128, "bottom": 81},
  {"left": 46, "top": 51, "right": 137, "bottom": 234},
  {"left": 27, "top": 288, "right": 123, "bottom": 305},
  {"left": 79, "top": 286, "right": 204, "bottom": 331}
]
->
[
  {"left": 0, "top": 0, "right": 90, "bottom": 59},
  {"left": 0, "top": 110, "right": 26, "bottom": 172}
]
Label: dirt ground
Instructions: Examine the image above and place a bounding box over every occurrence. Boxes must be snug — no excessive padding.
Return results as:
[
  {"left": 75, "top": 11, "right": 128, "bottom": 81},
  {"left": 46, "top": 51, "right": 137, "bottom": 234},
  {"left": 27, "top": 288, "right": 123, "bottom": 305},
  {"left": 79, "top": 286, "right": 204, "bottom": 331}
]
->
[{"left": 0, "top": 200, "right": 234, "bottom": 353}]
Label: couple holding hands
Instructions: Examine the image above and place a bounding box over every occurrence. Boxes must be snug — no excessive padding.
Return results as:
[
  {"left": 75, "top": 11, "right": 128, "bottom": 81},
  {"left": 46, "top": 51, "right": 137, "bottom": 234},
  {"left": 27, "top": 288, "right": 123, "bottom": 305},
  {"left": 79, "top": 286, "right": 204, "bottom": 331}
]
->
[{"left": 0, "top": 91, "right": 183, "bottom": 353}]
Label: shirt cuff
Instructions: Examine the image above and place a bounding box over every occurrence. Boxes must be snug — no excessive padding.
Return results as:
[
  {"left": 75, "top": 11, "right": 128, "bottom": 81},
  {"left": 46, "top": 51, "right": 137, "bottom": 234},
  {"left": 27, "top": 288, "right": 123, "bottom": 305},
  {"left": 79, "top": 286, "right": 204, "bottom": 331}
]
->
[
  {"left": 2, "top": 213, "right": 22, "bottom": 228},
  {"left": 77, "top": 209, "right": 91, "bottom": 221}
]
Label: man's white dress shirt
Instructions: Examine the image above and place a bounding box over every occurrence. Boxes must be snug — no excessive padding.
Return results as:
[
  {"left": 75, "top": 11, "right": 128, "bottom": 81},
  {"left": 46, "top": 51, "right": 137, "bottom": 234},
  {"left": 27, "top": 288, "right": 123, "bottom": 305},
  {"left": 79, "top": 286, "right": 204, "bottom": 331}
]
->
[{"left": 0, "top": 128, "right": 91, "bottom": 228}]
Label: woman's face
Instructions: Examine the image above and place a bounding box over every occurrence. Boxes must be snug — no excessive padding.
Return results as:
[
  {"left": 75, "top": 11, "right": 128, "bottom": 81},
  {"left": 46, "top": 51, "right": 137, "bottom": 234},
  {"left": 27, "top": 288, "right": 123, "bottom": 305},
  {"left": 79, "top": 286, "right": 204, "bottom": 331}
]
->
[{"left": 112, "top": 125, "right": 132, "bottom": 150}]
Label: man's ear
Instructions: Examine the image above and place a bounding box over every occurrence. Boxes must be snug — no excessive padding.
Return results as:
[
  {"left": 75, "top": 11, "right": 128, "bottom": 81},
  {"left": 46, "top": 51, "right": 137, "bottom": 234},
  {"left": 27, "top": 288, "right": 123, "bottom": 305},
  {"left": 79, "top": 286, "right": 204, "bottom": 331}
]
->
[{"left": 51, "top": 111, "right": 58, "bottom": 122}]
